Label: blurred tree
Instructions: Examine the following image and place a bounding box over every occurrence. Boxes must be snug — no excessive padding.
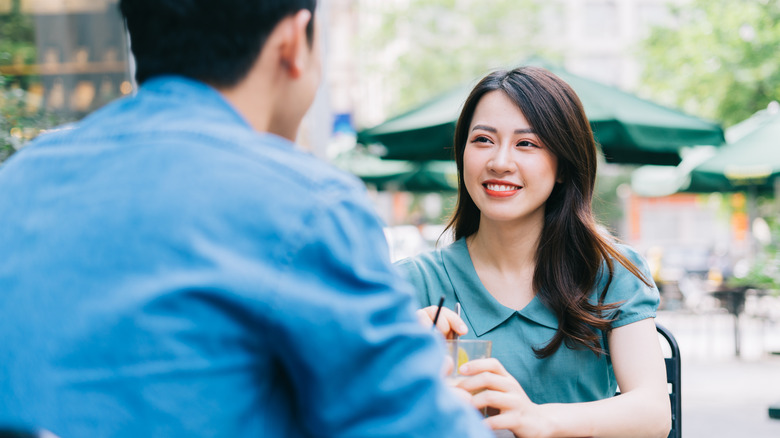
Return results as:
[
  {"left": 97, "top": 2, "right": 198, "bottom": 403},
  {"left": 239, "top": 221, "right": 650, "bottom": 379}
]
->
[
  {"left": 728, "top": 205, "right": 780, "bottom": 293},
  {"left": 638, "top": 0, "right": 780, "bottom": 127},
  {"left": 357, "top": 0, "right": 552, "bottom": 117}
]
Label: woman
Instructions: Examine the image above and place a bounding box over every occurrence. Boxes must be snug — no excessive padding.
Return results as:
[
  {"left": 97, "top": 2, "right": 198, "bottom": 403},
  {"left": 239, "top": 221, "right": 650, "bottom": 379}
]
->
[{"left": 396, "top": 66, "right": 671, "bottom": 438}]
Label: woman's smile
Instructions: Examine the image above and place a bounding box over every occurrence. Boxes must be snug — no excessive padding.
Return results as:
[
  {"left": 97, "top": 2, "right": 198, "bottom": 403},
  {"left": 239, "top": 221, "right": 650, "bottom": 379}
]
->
[{"left": 483, "top": 179, "right": 521, "bottom": 197}]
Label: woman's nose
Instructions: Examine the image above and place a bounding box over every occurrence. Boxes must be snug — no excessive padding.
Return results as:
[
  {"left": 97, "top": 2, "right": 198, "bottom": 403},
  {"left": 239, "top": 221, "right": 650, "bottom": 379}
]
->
[{"left": 488, "top": 145, "right": 514, "bottom": 173}]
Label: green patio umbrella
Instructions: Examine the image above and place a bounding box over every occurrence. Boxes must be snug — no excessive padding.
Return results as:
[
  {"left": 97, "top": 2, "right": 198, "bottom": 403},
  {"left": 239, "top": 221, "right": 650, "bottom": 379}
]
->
[
  {"left": 631, "top": 104, "right": 780, "bottom": 196},
  {"left": 401, "top": 160, "right": 458, "bottom": 192},
  {"left": 685, "top": 103, "right": 780, "bottom": 263},
  {"left": 332, "top": 152, "right": 457, "bottom": 192},
  {"left": 685, "top": 103, "right": 780, "bottom": 193},
  {"left": 358, "top": 60, "right": 725, "bottom": 166},
  {"left": 629, "top": 104, "right": 780, "bottom": 268},
  {"left": 332, "top": 152, "right": 415, "bottom": 188}
]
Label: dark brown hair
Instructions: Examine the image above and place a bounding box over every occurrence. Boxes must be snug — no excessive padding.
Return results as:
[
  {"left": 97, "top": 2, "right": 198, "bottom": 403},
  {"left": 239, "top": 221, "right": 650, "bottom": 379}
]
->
[
  {"left": 447, "top": 66, "right": 651, "bottom": 357},
  {"left": 120, "top": 0, "right": 317, "bottom": 86}
]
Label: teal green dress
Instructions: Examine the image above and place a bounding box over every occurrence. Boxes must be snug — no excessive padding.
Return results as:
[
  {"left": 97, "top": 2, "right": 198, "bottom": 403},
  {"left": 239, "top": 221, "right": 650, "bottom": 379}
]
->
[{"left": 394, "top": 238, "right": 659, "bottom": 404}]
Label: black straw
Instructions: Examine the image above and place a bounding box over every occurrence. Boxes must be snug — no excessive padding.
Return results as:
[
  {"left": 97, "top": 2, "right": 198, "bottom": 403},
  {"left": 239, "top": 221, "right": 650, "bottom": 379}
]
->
[{"left": 431, "top": 295, "right": 446, "bottom": 327}]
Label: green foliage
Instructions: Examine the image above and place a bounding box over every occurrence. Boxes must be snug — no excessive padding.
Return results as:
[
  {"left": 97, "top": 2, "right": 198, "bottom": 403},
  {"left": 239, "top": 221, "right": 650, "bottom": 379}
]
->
[
  {"left": 0, "top": 75, "right": 73, "bottom": 163},
  {"left": 728, "top": 256, "right": 780, "bottom": 294},
  {"left": 357, "top": 0, "right": 551, "bottom": 117},
  {"left": 728, "top": 203, "right": 780, "bottom": 293},
  {"left": 638, "top": 0, "right": 780, "bottom": 127},
  {"left": 0, "top": 0, "right": 36, "bottom": 67},
  {"left": 729, "top": 261, "right": 779, "bottom": 291}
]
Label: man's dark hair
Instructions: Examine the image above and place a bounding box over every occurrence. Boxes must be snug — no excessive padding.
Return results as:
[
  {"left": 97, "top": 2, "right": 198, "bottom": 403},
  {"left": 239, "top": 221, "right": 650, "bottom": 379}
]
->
[{"left": 120, "top": 0, "right": 317, "bottom": 87}]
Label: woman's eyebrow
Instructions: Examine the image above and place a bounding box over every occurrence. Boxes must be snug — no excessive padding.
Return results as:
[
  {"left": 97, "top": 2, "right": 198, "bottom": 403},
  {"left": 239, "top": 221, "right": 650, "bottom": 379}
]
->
[
  {"left": 471, "top": 125, "right": 536, "bottom": 134},
  {"left": 471, "top": 124, "right": 497, "bottom": 133}
]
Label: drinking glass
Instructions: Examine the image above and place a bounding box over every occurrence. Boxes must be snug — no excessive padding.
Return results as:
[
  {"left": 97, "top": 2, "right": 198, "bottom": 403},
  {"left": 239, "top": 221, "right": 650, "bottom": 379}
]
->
[
  {"left": 446, "top": 339, "right": 492, "bottom": 415},
  {"left": 445, "top": 339, "right": 492, "bottom": 383}
]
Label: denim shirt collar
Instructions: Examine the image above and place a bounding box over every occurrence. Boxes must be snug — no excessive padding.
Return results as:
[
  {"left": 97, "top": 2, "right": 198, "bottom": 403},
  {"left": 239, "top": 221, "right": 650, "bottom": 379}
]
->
[
  {"left": 141, "top": 75, "right": 251, "bottom": 127},
  {"left": 137, "top": 75, "right": 304, "bottom": 152}
]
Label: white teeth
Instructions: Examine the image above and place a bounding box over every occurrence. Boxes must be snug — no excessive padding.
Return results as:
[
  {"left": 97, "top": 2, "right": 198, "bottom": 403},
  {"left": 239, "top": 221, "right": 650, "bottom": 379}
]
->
[{"left": 486, "top": 183, "right": 519, "bottom": 191}]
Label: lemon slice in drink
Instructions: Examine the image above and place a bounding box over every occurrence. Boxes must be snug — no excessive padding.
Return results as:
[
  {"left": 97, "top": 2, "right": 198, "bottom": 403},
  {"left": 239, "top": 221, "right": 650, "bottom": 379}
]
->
[{"left": 457, "top": 346, "right": 469, "bottom": 368}]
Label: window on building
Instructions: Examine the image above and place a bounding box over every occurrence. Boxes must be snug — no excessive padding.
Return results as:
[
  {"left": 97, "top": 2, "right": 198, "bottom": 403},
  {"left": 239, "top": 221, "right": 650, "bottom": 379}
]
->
[{"left": 0, "top": 0, "right": 132, "bottom": 161}]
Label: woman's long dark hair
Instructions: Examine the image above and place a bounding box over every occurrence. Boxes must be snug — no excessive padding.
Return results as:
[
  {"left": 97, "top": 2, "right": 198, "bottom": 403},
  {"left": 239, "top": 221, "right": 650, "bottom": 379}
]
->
[{"left": 447, "top": 66, "right": 652, "bottom": 358}]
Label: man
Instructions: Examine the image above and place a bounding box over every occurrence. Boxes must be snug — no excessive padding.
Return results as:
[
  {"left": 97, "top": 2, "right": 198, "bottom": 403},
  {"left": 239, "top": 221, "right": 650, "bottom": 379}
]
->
[{"left": 0, "top": 1, "right": 491, "bottom": 437}]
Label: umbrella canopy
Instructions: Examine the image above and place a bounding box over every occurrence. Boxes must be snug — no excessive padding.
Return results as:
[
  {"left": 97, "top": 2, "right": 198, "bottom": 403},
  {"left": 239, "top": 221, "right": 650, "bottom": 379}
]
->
[
  {"left": 630, "top": 103, "right": 780, "bottom": 196},
  {"left": 358, "top": 60, "right": 725, "bottom": 166},
  {"left": 685, "top": 103, "right": 780, "bottom": 193},
  {"left": 402, "top": 160, "right": 458, "bottom": 192},
  {"left": 332, "top": 152, "right": 415, "bottom": 188},
  {"left": 333, "top": 152, "right": 458, "bottom": 192}
]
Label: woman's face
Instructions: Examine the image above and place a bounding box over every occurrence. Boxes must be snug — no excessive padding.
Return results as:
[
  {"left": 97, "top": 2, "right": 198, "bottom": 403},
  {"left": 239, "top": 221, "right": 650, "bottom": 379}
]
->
[{"left": 463, "top": 90, "right": 559, "bottom": 228}]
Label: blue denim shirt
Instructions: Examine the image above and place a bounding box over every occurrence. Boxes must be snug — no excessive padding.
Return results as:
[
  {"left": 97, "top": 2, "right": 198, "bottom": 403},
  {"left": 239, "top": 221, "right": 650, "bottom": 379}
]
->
[{"left": 0, "top": 76, "right": 491, "bottom": 438}]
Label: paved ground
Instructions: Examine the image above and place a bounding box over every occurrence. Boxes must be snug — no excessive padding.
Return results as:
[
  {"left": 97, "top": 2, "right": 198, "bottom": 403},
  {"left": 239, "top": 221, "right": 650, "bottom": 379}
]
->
[{"left": 656, "top": 308, "right": 780, "bottom": 438}]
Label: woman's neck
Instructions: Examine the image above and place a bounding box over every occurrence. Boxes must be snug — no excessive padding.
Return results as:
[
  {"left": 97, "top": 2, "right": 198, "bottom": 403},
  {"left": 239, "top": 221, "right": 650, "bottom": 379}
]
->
[
  {"left": 466, "top": 218, "right": 544, "bottom": 310},
  {"left": 467, "top": 218, "right": 542, "bottom": 273}
]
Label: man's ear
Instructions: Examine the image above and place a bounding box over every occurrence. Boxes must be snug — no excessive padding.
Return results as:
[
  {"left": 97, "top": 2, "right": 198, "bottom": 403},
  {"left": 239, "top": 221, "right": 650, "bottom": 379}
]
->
[{"left": 278, "top": 9, "right": 313, "bottom": 80}]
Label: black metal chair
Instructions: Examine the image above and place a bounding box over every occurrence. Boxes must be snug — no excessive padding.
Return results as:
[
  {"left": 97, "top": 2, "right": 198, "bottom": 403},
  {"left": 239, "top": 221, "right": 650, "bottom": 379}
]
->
[{"left": 656, "top": 322, "right": 681, "bottom": 438}]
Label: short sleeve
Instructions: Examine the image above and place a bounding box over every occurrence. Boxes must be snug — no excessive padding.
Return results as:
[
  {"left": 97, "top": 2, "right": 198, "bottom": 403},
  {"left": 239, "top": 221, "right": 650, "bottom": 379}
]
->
[{"left": 603, "top": 244, "right": 661, "bottom": 328}]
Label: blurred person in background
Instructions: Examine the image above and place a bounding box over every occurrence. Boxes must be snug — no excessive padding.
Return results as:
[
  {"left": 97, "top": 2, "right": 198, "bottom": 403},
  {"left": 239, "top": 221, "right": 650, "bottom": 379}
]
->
[
  {"left": 397, "top": 66, "right": 671, "bottom": 438},
  {"left": 0, "top": 1, "right": 492, "bottom": 437}
]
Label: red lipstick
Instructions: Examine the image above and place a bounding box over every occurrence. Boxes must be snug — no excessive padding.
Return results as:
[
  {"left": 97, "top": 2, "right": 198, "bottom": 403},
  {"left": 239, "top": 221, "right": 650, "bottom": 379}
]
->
[{"left": 482, "top": 180, "right": 521, "bottom": 197}]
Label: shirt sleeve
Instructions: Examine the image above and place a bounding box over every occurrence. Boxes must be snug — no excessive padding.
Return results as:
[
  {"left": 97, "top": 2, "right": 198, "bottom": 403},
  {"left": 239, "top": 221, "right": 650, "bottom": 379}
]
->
[
  {"left": 604, "top": 245, "right": 661, "bottom": 328},
  {"left": 268, "top": 186, "right": 491, "bottom": 438}
]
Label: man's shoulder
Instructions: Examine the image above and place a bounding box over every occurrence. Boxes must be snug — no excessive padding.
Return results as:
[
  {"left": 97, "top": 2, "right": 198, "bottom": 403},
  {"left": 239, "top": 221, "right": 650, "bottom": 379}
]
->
[{"left": 21, "top": 88, "right": 364, "bottom": 203}]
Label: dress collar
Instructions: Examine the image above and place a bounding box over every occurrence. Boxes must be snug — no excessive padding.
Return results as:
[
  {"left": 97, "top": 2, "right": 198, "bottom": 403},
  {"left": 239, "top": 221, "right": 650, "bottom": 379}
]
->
[{"left": 441, "top": 238, "right": 558, "bottom": 336}]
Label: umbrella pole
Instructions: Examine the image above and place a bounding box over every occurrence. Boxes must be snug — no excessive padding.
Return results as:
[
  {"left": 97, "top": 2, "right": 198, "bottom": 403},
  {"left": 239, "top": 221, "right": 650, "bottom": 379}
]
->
[{"left": 747, "top": 185, "right": 759, "bottom": 262}]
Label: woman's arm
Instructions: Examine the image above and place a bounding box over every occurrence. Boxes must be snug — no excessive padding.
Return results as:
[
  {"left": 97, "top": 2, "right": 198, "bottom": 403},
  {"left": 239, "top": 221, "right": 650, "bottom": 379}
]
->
[{"left": 459, "top": 318, "right": 671, "bottom": 438}]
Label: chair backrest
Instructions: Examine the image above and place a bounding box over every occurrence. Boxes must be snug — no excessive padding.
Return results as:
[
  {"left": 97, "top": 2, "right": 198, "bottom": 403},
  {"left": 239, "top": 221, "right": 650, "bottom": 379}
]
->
[{"left": 656, "top": 322, "right": 682, "bottom": 438}]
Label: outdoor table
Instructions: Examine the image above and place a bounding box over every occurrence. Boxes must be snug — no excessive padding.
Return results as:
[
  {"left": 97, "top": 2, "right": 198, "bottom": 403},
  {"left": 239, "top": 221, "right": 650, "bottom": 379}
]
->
[{"left": 708, "top": 286, "right": 769, "bottom": 357}]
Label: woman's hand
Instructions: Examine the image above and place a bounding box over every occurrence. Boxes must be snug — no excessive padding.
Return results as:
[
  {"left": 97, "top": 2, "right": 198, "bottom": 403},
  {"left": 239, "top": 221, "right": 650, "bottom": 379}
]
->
[
  {"left": 457, "top": 358, "right": 554, "bottom": 438},
  {"left": 416, "top": 306, "right": 468, "bottom": 338}
]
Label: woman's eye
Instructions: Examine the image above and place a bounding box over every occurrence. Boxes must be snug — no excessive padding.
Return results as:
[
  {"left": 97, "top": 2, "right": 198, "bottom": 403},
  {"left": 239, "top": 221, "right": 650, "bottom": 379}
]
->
[
  {"left": 517, "top": 140, "right": 538, "bottom": 148},
  {"left": 472, "top": 136, "right": 491, "bottom": 143}
]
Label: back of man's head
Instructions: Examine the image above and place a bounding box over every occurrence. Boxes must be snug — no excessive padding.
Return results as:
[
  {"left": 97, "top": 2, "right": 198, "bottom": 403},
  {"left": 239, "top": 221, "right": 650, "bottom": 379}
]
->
[{"left": 120, "top": 0, "right": 317, "bottom": 87}]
